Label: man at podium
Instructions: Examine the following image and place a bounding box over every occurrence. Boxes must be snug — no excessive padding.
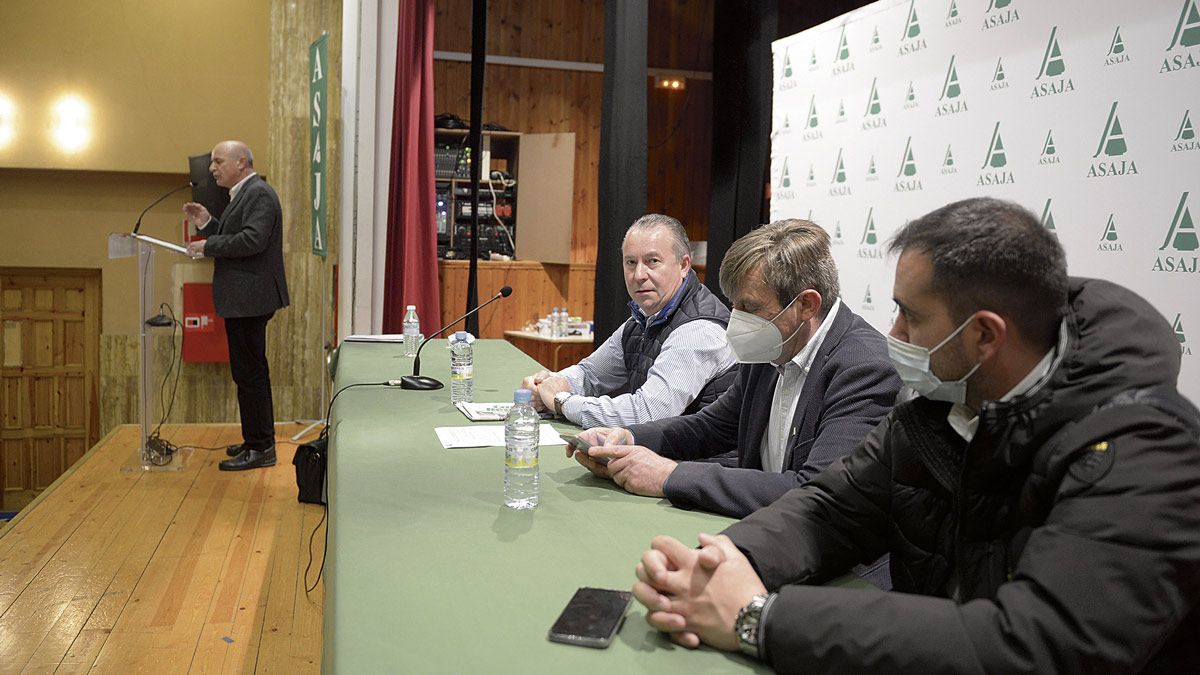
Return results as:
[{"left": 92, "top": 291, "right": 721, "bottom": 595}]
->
[{"left": 183, "top": 140, "right": 290, "bottom": 471}]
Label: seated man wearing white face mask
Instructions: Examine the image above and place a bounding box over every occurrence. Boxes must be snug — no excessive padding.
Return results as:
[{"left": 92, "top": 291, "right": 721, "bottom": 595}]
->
[{"left": 571, "top": 220, "right": 901, "bottom": 532}]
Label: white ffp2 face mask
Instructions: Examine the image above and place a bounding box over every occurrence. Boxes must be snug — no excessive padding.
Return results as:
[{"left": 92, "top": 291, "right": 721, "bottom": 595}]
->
[
  {"left": 886, "top": 315, "right": 981, "bottom": 404},
  {"left": 725, "top": 296, "right": 802, "bottom": 364}
]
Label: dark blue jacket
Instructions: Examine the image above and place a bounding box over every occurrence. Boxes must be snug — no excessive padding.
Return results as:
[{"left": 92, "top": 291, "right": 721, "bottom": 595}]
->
[{"left": 628, "top": 304, "right": 901, "bottom": 519}]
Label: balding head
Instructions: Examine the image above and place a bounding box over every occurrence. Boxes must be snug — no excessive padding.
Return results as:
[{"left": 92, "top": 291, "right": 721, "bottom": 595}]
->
[{"left": 209, "top": 140, "right": 255, "bottom": 188}]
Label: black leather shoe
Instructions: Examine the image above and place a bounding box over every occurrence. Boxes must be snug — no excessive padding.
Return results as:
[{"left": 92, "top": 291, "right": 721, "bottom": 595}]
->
[
  {"left": 226, "top": 443, "right": 247, "bottom": 457},
  {"left": 219, "top": 446, "right": 277, "bottom": 471}
]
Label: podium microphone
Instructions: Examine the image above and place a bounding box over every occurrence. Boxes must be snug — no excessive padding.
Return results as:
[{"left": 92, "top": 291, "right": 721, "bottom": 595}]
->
[
  {"left": 134, "top": 182, "right": 197, "bottom": 234},
  {"left": 399, "top": 286, "right": 513, "bottom": 390}
]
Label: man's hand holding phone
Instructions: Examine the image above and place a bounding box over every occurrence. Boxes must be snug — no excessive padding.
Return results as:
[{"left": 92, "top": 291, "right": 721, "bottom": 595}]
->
[{"left": 565, "top": 427, "right": 634, "bottom": 477}]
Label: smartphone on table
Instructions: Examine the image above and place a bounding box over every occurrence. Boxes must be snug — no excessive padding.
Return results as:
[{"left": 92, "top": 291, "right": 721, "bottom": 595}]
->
[
  {"left": 562, "top": 434, "right": 609, "bottom": 465},
  {"left": 547, "top": 587, "right": 633, "bottom": 648}
]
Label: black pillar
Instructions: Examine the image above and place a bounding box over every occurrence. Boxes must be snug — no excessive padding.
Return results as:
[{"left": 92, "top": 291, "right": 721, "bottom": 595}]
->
[
  {"left": 594, "top": 0, "right": 648, "bottom": 347},
  {"left": 465, "top": 0, "right": 487, "bottom": 335},
  {"left": 705, "top": 0, "right": 777, "bottom": 302}
]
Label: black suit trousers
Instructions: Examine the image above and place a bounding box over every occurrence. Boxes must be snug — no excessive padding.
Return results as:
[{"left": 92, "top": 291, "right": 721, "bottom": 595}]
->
[{"left": 225, "top": 313, "right": 275, "bottom": 448}]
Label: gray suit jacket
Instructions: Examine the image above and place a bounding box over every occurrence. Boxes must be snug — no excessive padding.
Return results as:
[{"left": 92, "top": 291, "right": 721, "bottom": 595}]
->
[{"left": 197, "top": 175, "right": 290, "bottom": 318}]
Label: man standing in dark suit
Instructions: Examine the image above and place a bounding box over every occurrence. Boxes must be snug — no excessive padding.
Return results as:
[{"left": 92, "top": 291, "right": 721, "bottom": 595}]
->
[
  {"left": 573, "top": 220, "right": 900, "bottom": 523},
  {"left": 183, "top": 140, "right": 290, "bottom": 471}
]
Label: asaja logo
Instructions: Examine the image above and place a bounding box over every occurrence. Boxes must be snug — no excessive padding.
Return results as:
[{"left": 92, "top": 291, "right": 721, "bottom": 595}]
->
[
  {"left": 809, "top": 48, "right": 819, "bottom": 72},
  {"left": 866, "top": 156, "right": 880, "bottom": 182},
  {"left": 836, "top": 98, "right": 847, "bottom": 123},
  {"left": 832, "top": 221, "right": 845, "bottom": 244},
  {"left": 1039, "top": 130, "right": 1061, "bottom": 165},
  {"left": 1105, "top": 27, "right": 1131, "bottom": 66},
  {"left": 803, "top": 95, "right": 823, "bottom": 141},
  {"left": 858, "top": 208, "right": 884, "bottom": 259},
  {"left": 1098, "top": 214, "right": 1124, "bottom": 252},
  {"left": 779, "top": 158, "right": 791, "bottom": 189},
  {"left": 783, "top": 47, "right": 793, "bottom": 78},
  {"left": 1173, "top": 314, "right": 1191, "bottom": 355},
  {"left": 946, "top": 0, "right": 961, "bottom": 27},
  {"left": 978, "top": 121, "right": 1015, "bottom": 185},
  {"left": 829, "top": 149, "right": 852, "bottom": 197},
  {"left": 833, "top": 25, "right": 855, "bottom": 75},
  {"left": 895, "top": 137, "right": 922, "bottom": 192},
  {"left": 936, "top": 55, "right": 968, "bottom": 116},
  {"left": 1152, "top": 192, "right": 1199, "bottom": 273},
  {"left": 862, "top": 78, "right": 887, "bottom": 130},
  {"left": 1172, "top": 110, "right": 1198, "bottom": 152},
  {"left": 982, "top": 0, "right": 1020, "bottom": 31},
  {"left": 899, "top": 0, "right": 927, "bottom": 55},
  {"left": 903, "top": 81, "right": 919, "bottom": 110},
  {"left": 1161, "top": 0, "right": 1200, "bottom": 73},
  {"left": 1040, "top": 198, "right": 1058, "bottom": 238},
  {"left": 1088, "top": 101, "right": 1139, "bottom": 178},
  {"left": 862, "top": 284, "right": 876, "bottom": 312},
  {"left": 941, "top": 145, "right": 958, "bottom": 174},
  {"left": 806, "top": 163, "right": 817, "bottom": 187},
  {"left": 1032, "top": 26, "right": 1075, "bottom": 98},
  {"left": 990, "top": 58, "right": 1010, "bottom": 91},
  {"left": 870, "top": 26, "right": 882, "bottom": 52},
  {"left": 776, "top": 158, "right": 796, "bottom": 201}
]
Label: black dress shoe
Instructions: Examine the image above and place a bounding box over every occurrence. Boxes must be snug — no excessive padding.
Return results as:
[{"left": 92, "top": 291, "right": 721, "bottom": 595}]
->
[
  {"left": 219, "top": 446, "right": 277, "bottom": 471},
  {"left": 226, "top": 443, "right": 247, "bottom": 457}
]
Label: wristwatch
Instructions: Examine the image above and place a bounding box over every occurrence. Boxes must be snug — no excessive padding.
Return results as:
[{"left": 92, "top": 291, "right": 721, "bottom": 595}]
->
[
  {"left": 735, "top": 593, "right": 770, "bottom": 659},
  {"left": 553, "top": 391, "right": 574, "bottom": 418}
]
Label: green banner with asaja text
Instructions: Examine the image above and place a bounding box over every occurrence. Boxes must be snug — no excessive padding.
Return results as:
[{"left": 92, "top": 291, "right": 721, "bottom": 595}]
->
[{"left": 309, "top": 33, "right": 329, "bottom": 257}]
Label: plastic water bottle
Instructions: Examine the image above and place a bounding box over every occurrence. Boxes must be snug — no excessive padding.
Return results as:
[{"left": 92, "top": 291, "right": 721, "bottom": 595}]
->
[
  {"left": 449, "top": 331, "right": 474, "bottom": 403},
  {"left": 560, "top": 306, "right": 570, "bottom": 336},
  {"left": 403, "top": 305, "right": 420, "bottom": 358},
  {"left": 504, "top": 389, "right": 540, "bottom": 509},
  {"left": 549, "top": 307, "right": 560, "bottom": 337}
]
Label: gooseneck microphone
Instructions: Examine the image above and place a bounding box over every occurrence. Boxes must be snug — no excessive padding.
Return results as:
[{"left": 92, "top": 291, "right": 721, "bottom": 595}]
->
[
  {"left": 399, "top": 286, "right": 513, "bottom": 390},
  {"left": 133, "top": 182, "right": 197, "bottom": 234}
]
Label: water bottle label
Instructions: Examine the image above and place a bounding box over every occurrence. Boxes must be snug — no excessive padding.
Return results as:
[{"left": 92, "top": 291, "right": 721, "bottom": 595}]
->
[
  {"left": 451, "top": 366, "right": 473, "bottom": 380},
  {"left": 505, "top": 454, "right": 539, "bottom": 468}
]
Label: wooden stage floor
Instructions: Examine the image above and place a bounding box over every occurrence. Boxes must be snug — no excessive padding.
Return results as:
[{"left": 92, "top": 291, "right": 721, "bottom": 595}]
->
[{"left": 0, "top": 424, "right": 325, "bottom": 673}]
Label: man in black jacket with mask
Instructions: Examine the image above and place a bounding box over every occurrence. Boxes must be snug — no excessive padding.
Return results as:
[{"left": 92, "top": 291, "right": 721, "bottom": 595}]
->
[{"left": 631, "top": 197, "right": 1200, "bottom": 672}]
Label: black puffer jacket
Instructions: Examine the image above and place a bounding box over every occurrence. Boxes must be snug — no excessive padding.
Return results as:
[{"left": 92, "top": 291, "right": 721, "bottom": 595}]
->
[{"left": 723, "top": 278, "right": 1200, "bottom": 673}]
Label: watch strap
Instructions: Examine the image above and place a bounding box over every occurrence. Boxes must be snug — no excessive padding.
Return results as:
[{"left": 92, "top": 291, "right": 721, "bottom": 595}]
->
[{"left": 735, "top": 593, "right": 770, "bottom": 659}]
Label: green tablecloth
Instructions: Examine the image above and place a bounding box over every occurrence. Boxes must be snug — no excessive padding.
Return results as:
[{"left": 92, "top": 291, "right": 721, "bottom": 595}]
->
[{"left": 324, "top": 339, "right": 769, "bottom": 673}]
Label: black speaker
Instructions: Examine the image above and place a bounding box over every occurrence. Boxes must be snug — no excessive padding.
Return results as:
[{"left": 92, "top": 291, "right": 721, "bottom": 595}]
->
[{"left": 188, "top": 153, "right": 231, "bottom": 219}]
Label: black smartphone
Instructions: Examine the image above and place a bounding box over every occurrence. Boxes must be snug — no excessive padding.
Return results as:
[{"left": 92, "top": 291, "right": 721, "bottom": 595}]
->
[
  {"left": 547, "top": 587, "right": 633, "bottom": 648},
  {"left": 562, "top": 434, "right": 609, "bottom": 465}
]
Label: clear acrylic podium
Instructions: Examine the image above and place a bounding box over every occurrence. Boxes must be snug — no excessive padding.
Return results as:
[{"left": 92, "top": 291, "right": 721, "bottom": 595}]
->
[{"left": 108, "top": 232, "right": 197, "bottom": 472}]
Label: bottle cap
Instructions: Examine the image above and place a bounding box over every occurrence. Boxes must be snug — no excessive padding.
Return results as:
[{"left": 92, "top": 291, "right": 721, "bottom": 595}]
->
[
  {"left": 406, "top": 304, "right": 416, "bottom": 310},
  {"left": 514, "top": 388, "right": 533, "bottom": 403},
  {"left": 453, "top": 331, "right": 468, "bottom": 341}
]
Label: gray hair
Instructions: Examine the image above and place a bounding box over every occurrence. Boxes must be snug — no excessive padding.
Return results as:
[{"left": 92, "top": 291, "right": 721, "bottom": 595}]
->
[
  {"left": 623, "top": 214, "right": 690, "bottom": 262},
  {"left": 719, "top": 219, "right": 840, "bottom": 317}
]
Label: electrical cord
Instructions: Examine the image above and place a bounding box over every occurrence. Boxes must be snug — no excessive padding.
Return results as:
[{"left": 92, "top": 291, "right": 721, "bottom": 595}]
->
[{"left": 303, "top": 380, "right": 391, "bottom": 596}]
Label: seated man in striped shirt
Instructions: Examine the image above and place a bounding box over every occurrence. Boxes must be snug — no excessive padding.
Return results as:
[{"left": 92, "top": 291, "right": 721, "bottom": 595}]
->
[
  {"left": 521, "top": 214, "right": 738, "bottom": 428},
  {"left": 570, "top": 220, "right": 901, "bottom": 529}
]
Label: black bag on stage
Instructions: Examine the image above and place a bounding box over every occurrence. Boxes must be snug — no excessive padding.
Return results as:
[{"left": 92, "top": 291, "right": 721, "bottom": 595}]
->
[{"left": 293, "top": 429, "right": 328, "bottom": 505}]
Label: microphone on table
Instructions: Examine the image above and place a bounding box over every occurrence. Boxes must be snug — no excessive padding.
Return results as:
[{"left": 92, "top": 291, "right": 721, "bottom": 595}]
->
[
  {"left": 133, "top": 182, "right": 197, "bottom": 234},
  {"left": 398, "top": 285, "right": 513, "bottom": 390}
]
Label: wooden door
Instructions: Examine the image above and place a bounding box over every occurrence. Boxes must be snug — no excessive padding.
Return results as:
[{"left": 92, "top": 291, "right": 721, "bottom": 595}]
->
[{"left": 0, "top": 268, "right": 101, "bottom": 512}]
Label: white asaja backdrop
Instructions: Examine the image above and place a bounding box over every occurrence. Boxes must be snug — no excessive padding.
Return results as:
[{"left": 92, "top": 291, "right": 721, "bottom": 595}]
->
[{"left": 771, "top": 0, "right": 1200, "bottom": 404}]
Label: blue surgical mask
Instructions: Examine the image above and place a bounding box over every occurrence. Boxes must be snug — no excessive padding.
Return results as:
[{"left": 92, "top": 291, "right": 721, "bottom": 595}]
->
[{"left": 886, "top": 315, "right": 981, "bottom": 404}]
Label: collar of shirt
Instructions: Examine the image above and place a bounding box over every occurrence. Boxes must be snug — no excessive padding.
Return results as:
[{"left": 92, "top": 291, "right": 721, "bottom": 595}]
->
[
  {"left": 777, "top": 298, "right": 842, "bottom": 377},
  {"left": 947, "top": 319, "right": 1067, "bottom": 442},
  {"left": 626, "top": 272, "right": 691, "bottom": 328},
  {"left": 229, "top": 172, "right": 258, "bottom": 201}
]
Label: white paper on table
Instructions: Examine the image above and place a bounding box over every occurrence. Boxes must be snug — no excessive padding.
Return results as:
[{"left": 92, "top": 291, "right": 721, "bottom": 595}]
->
[
  {"left": 454, "top": 402, "right": 513, "bottom": 421},
  {"left": 344, "top": 334, "right": 406, "bottom": 343},
  {"left": 434, "top": 423, "right": 565, "bottom": 449}
]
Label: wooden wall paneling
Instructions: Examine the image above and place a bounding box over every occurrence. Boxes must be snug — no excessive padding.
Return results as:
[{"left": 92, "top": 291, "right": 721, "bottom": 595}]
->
[{"left": 261, "top": 0, "right": 342, "bottom": 427}]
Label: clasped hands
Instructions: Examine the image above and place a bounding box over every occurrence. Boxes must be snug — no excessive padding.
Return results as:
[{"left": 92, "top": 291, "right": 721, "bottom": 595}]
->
[
  {"left": 633, "top": 533, "right": 768, "bottom": 652},
  {"left": 566, "top": 426, "right": 677, "bottom": 498}
]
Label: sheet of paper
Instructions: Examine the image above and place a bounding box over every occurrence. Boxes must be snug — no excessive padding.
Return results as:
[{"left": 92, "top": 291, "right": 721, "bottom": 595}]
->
[
  {"left": 434, "top": 423, "right": 565, "bottom": 449},
  {"left": 344, "top": 334, "right": 406, "bottom": 343},
  {"left": 454, "top": 402, "right": 513, "bottom": 421}
]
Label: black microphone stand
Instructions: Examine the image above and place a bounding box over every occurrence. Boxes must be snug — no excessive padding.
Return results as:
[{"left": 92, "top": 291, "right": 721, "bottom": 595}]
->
[
  {"left": 400, "top": 286, "right": 512, "bottom": 390},
  {"left": 134, "top": 182, "right": 195, "bottom": 234}
]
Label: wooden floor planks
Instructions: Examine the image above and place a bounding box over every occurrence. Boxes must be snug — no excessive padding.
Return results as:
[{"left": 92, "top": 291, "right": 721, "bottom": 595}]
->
[{"left": 0, "top": 424, "right": 325, "bottom": 674}]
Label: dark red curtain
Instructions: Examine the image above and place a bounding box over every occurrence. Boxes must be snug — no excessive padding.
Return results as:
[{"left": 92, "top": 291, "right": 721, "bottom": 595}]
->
[{"left": 383, "top": 0, "right": 440, "bottom": 332}]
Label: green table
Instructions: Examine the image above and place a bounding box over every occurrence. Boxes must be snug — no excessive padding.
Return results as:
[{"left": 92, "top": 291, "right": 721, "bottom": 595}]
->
[{"left": 324, "top": 339, "right": 769, "bottom": 673}]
